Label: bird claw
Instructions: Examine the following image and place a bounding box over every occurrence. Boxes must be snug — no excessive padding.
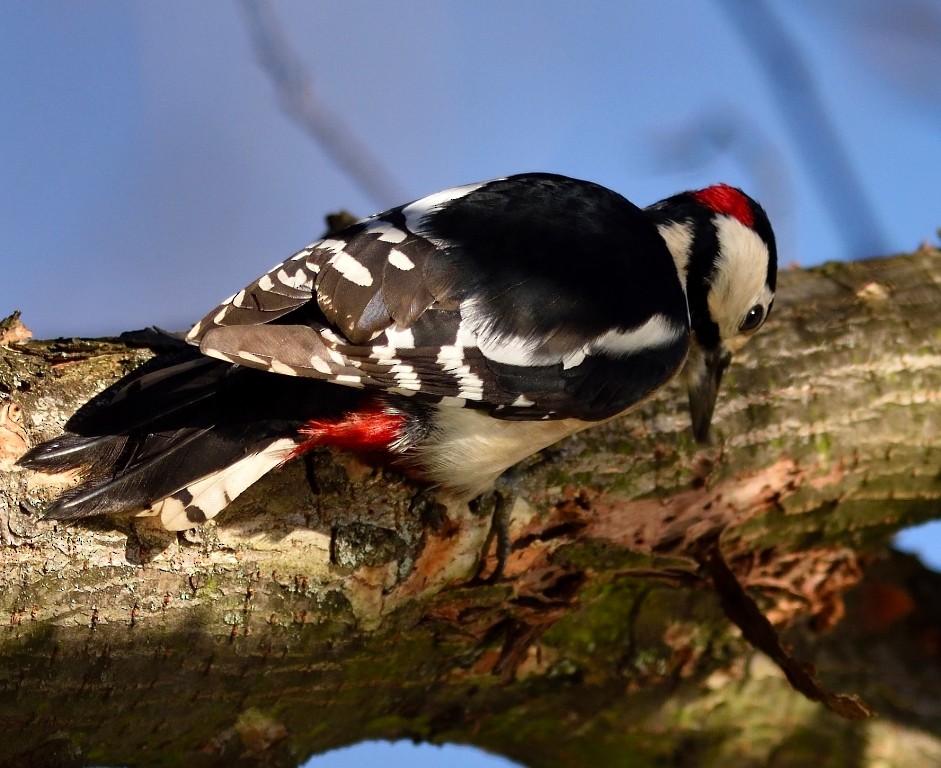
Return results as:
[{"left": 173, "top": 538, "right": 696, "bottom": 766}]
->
[{"left": 471, "top": 485, "right": 515, "bottom": 584}]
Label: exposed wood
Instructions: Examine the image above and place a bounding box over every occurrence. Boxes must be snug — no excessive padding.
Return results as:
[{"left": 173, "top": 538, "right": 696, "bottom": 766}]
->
[{"left": 0, "top": 248, "right": 938, "bottom": 767}]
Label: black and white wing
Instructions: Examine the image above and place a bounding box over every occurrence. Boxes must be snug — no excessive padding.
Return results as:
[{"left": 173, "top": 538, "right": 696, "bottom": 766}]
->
[{"left": 187, "top": 173, "right": 691, "bottom": 421}]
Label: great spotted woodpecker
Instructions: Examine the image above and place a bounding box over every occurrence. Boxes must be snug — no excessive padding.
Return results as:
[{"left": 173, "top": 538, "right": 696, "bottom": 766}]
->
[{"left": 20, "top": 173, "right": 777, "bottom": 531}]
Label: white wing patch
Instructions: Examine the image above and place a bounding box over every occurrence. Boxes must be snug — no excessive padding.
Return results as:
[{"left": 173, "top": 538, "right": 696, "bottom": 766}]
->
[
  {"left": 185, "top": 239, "right": 323, "bottom": 345},
  {"left": 475, "top": 328, "right": 545, "bottom": 367},
  {"left": 390, "top": 362, "right": 421, "bottom": 390},
  {"left": 310, "top": 355, "right": 333, "bottom": 374},
  {"left": 184, "top": 174, "right": 690, "bottom": 422},
  {"left": 387, "top": 249, "right": 415, "bottom": 271},
  {"left": 269, "top": 359, "right": 301, "bottom": 376},
  {"left": 368, "top": 220, "right": 408, "bottom": 243},
  {"left": 384, "top": 325, "right": 416, "bottom": 349},
  {"left": 321, "top": 240, "right": 374, "bottom": 287},
  {"left": 277, "top": 266, "right": 311, "bottom": 288},
  {"left": 451, "top": 365, "right": 485, "bottom": 400}
]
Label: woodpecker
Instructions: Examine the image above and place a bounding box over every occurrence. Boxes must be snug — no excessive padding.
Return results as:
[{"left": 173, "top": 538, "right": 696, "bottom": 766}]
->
[{"left": 20, "top": 173, "right": 777, "bottom": 531}]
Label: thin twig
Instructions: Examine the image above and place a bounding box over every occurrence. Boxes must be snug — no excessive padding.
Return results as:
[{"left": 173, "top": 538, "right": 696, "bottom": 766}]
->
[
  {"left": 692, "top": 533, "right": 875, "bottom": 721},
  {"left": 714, "top": 0, "right": 888, "bottom": 258},
  {"left": 236, "top": 0, "right": 406, "bottom": 208}
]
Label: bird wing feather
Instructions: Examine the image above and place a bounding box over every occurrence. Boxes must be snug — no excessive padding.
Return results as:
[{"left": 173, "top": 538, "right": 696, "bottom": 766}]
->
[{"left": 191, "top": 174, "right": 691, "bottom": 420}]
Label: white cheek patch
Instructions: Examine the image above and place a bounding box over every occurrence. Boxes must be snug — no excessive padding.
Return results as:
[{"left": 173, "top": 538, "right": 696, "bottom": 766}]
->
[{"left": 708, "top": 216, "right": 773, "bottom": 341}]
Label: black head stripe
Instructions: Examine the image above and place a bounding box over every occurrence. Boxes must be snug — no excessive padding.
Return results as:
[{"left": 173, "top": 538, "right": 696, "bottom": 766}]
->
[
  {"left": 648, "top": 187, "right": 776, "bottom": 347},
  {"left": 748, "top": 199, "right": 778, "bottom": 293},
  {"left": 683, "top": 211, "right": 722, "bottom": 350}
]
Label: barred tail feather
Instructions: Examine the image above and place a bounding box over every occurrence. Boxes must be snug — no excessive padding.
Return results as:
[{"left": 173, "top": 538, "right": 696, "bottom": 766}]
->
[
  {"left": 151, "top": 438, "right": 295, "bottom": 530},
  {"left": 22, "top": 423, "right": 297, "bottom": 528},
  {"left": 33, "top": 428, "right": 210, "bottom": 518},
  {"left": 18, "top": 350, "right": 361, "bottom": 529}
]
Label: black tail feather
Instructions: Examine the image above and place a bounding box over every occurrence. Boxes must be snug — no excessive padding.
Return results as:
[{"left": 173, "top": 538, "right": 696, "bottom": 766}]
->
[
  {"left": 65, "top": 353, "right": 230, "bottom": 435},
  {"left": 41, "top": 427, "right": 266, "bottom": 521},
  {"left": 18, "top": 433, "right": 128, "bottom": 475},
  {"left": 18, "top": 349, "right": 364, "bottom": 522}
]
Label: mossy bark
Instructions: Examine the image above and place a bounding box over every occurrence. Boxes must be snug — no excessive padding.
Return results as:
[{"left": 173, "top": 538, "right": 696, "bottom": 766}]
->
[{"left": 0, "top": 249, "right": 939, "bottom": 767}]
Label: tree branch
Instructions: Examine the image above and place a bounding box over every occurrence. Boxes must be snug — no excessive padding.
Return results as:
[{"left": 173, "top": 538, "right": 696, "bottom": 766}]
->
[{"left": 0, "top": 248, "right": 939, "bottom": 767}]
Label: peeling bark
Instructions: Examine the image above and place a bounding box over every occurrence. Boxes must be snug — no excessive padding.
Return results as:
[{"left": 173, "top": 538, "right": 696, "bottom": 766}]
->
[{"left": 0, "top": 249, "right": 939, "bottom": 767}]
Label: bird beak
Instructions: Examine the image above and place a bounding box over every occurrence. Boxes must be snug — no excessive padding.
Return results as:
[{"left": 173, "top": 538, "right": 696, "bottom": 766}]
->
[{"left": 686, "top": 345, "right": 732, "bottom": 444}]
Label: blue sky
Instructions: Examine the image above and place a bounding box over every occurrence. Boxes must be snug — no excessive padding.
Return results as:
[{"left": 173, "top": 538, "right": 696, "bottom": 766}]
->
[
  {"left": 5, "top": 1, "right": 941, "bottom": 343},
  {"left": 2, "top": 3, "right": 940, "bottom": 765}
]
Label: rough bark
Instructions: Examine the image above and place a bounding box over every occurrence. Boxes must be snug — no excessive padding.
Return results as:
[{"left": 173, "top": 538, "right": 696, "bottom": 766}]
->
[{"left": 0, "top": 249, "right": 938, "bottom": 768}]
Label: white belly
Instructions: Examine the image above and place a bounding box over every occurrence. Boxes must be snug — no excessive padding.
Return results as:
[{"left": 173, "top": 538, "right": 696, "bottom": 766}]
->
[{"left": 412, "top": 406, "right": 591, "bottom": 499}]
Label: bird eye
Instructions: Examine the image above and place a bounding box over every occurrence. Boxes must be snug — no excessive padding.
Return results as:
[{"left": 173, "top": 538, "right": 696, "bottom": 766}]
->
[{"left": 739, "top": 304, "right": 765, "bottom": 333}]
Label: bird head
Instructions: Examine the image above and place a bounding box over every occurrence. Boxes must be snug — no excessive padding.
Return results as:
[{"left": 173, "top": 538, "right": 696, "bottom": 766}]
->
[{"left": 648, "top": 183, "right": 777, "bottom": 443}]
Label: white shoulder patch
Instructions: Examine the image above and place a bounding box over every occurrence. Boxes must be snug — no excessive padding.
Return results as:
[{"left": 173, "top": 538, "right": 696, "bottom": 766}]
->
[
  {"left": 588, "top": 314, "right": 685, "bottom": 358},
  {"left": 709, "top": 216, "right": 774, "bottom": 342},
  {"left": 468, "top": 298, "right": 684, "bottom": 370}
]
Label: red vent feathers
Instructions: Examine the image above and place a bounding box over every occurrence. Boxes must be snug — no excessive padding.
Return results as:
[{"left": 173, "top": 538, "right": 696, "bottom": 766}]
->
[
  {"left": 290, "top": 403, "right": 405, "bottom": 459},
  {"left": 692, "top": 184, "right": 754, "bottom": 228}
]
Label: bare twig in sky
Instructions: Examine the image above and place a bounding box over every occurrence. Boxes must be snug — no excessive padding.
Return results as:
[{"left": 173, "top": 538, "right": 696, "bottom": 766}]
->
[
  {"left": 715, "top": 0, "right": 888, "bottom": 258},
  {"left": 647, "top": 106, "right": 796, "bottom": 261},
  {"left": 811, "top": 0, "right": 941, "bottom": 113},
  {"left": 236, "top": 0, "right": 406, "bottom": 209},
  {"left": 648, "top": 106, "right": 793, "bottom": 220}
]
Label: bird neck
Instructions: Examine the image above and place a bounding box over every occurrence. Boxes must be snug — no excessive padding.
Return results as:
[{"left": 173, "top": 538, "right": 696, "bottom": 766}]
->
[{"left": 646, "top": 199, "right": 721, "bottom": 350}]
